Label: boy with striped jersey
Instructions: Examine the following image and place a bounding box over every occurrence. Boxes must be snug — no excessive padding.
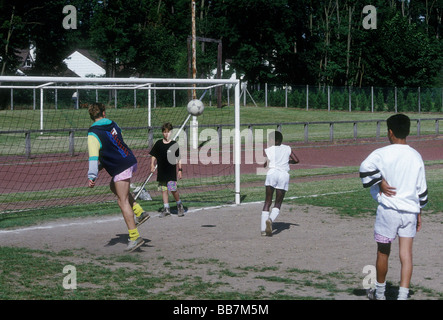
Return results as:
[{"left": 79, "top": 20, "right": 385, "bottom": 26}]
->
[{"left": 360, "top": 114, "right": 428, "bottom": 300}]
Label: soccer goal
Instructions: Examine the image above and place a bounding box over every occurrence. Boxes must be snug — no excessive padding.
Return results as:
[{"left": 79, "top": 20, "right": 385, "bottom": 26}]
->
[{"left": 0, "top": 76, "right": 241, "bottom": 213}]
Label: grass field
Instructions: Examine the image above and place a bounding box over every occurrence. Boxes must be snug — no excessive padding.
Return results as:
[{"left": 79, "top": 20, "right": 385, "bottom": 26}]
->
[{"left": 0, "top": 245, "right": 376, "bottom": 300}]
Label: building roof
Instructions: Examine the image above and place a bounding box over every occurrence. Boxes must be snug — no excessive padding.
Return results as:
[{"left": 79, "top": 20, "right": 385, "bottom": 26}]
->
[
  {"left": 63, "top": 50, "right": 106, "bottom": 78},
  {"left": 15, "top": 46, "right": 36, "bottom": 75}
]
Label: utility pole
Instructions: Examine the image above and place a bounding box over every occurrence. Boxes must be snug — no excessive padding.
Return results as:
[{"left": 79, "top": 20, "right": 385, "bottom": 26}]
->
[{"left": 191, "top": 0, "right": 197, "bottom": 99}]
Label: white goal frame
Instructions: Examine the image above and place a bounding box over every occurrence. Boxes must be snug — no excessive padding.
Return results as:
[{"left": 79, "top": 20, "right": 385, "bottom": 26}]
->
[{"left": 0, "top": 76, "right": 242, "bottom": 205}]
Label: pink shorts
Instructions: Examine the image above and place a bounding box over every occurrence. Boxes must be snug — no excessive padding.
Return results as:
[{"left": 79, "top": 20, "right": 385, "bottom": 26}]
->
[
  {"left": 113, "top": 164, "right": 137, "bottom": 182},
  {"left": 374, "top": 232, "right": 395, "bottom": 244}
]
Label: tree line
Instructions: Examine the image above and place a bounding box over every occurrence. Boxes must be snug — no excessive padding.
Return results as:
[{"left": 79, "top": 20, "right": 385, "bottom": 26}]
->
[{"left": 1, "top": 0, "right": 442, "bottom": 88}]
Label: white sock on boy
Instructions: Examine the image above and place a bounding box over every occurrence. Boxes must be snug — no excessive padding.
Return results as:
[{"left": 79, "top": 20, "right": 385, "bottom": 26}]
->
[
  {"left": 269, "top": 207, "right": 280, "bottom": 222},
  {"left": 261, "top": 211, "right": 269, "bottom": 232}
]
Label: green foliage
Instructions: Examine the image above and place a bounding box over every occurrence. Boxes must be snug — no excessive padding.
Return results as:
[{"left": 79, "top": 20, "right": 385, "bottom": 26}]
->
[
  {"left": 362, "top": 12, "right": 442, "bottom": 87},
  {"left": 0, "top": 1, "right": 442, "bottom": 87}
]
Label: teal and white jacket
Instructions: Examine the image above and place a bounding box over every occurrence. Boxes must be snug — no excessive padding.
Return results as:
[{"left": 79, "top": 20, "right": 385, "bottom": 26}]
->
[{"left": 87, "top": 118, "right": 137, "bottom": 180}]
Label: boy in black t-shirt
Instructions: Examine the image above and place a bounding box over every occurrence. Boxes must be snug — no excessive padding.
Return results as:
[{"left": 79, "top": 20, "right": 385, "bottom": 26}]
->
[{"left": 150, "top": 122, "right": 185, "bottom": 217}]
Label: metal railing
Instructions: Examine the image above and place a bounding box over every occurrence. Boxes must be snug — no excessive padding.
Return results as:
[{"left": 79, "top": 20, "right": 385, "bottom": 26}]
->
[
  {"left": 2, "top": 118, "right": 441, "bottom": 159},
  {"left": 243, "top": 84, "right": 443, "bottom": 113}
]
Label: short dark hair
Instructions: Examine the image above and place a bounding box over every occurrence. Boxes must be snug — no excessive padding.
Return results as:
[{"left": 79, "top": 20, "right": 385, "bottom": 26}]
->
[
  {"left": 269, "top": 131, "right": 283, "bottom": 145},
  {"left": 387, "top": 114, "right": 410, "bottom": 139},
  {"left": 162, "top": 122, "right": 173, "bottom": 132}
]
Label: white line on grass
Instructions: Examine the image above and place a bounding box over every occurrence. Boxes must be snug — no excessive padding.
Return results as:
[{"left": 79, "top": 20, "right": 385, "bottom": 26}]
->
[
  {"left": 0, "top": 216, "right": 122, "bottom": 235},
  {"left": 0, "top": 190, "right": 359, "bottom": 235}
]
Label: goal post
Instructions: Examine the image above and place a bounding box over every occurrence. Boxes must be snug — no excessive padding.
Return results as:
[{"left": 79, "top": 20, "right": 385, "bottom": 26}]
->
[
  {"left": 0, "top": 76, "right": 242, "bottom": 212},
  {"left": 234, "top": 81, "right": 241, "bottom": 205}
]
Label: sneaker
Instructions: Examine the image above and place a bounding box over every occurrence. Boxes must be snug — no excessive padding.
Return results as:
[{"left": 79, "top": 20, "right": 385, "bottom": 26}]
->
[
  {"left": 125, "top": 237, "right": 144, "bottom": 252},
  {"left": 159, "top": 207, "right": 171, "bottom": 218},
  {"left": 177, "top": 203, "right": 185, "bottom": 217},
  {"left": 367, "top": 288, "right": 386, "bottom": 300},
  {"left": 265, "top": 219, "right": 273, "bottom": 237},
  {"left": 135, "top": 211, "right": 150, "bottom": 226},
  {"left": 261, "top": 231, "right": 267, "bottom": 236}
]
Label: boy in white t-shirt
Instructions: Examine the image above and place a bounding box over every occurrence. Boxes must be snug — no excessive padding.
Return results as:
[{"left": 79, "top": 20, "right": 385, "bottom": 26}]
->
[
  {"left": 360, "top": 114, "right": 428, "bottom": 300},
  {"left": 261, "top": 131, "right": 299, "bottom": 236}
]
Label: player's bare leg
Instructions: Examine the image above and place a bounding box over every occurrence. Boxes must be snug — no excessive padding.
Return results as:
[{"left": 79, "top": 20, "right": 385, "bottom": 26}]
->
[
  {"left": 398, "top": 237, "right": 413, "bottom": 299},
  {"left": 159, "top": 189, "right": 171, "bottom": 217},
  {"left": 172, "top": 190, "right": 184, "bottom": 217},
  {"left": 126, "top": 186, "right": 150, "bottom": 226},
  {"left": 263, "top": 186, "right": 274, "bottom": 212},
  {"left": 111, "top": 179, "right": 144, "bottom": 251},
  {"left": 274, "top": 189, "right": 286, "bottom": 209},
  {"left": 262, "top": 186, "right": 274, "bottom": 236},
  {"left": 371, "top": 242, "right": 390, "bottom": 300},
  {"left": 376, "top": 242, "right": 390, "bottom": 283},
  {"left": 111, "top": 179, "right": 135, "bottom": 229},
  {"left": 266, "top": 189, "right": 286, "bottom": 236}
]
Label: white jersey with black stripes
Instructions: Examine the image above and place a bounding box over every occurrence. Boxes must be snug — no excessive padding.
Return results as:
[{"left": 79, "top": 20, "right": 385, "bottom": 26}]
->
[{"left": 360, "top": 144, "right": 428, "bottom": 213}]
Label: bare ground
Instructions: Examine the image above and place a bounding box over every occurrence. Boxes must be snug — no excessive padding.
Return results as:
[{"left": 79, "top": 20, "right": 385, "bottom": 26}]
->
[{"left": 1, "top": 201, "right": 442, "bottom": 300}]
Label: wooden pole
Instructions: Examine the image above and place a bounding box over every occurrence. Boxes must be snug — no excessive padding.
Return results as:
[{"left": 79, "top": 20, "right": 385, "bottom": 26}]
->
[{"left": 191, "top": 0, "right": 197, "bottom": 99}]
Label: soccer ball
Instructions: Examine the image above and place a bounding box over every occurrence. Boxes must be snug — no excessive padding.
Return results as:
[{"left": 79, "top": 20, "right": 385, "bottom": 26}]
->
[{"left": 187, "top": 99, "right": 204, "bottom": 116}]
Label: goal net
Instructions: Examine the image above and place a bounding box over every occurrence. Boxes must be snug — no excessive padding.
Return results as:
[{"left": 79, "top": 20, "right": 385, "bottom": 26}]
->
[{"left": 0, "top": 76, "right": 241, "bottom": 214}]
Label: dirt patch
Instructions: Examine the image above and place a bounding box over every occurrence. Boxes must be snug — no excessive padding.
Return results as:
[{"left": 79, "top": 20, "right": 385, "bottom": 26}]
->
[{"left": 1, "top": 202, "right": 442, "bottom": 300}]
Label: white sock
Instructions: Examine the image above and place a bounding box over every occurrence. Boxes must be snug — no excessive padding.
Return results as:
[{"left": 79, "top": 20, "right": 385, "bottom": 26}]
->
[
  {"left": 164, "top": 203, "right": 170, "bottom": 208},
  {"left": 261, "top": 211, "right": 269, "bottom": 232},
  {"left": 269, "top": 207, "right": 280, "bottom": 222},
  {"left": 398, "top": 287, "right": 409, "bottom": 300},
  {"left": 375, "top": 281, "right": 386, "bottom": 300}
]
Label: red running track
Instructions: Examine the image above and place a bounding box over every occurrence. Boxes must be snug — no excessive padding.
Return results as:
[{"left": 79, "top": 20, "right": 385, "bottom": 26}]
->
[{"left": 1, "top": 137, "right": 441, "bottom": 195}]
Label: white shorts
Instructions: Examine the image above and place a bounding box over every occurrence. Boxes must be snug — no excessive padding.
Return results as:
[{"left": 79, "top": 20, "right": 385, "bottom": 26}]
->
[
  {"left": 265, "top": 169, "right": 289, "bottom": 191},
  {"left": 374, "top": 204, "right": 418, "bottom": 242}
]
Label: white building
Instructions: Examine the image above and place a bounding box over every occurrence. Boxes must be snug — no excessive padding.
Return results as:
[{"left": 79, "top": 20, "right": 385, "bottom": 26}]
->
[{"left": 63, "top": 50, "right": 106, "bottom": 78}]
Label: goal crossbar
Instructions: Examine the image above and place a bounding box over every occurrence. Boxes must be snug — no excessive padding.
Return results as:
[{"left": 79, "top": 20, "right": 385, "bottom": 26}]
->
[
  {"left": 0, "top": 76, "right": 236, "bottom": 89},
  {"left": 0, "top": 85, "right": 225, "bottom": 91}
]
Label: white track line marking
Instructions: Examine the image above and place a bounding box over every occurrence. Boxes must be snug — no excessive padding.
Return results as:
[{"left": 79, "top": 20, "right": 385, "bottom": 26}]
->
[
  {"left": 0, "top": 190, "right": 359, "bottom": 235},
  {"left": 0, "top": 216, "right": 123, "bottom": 235}
]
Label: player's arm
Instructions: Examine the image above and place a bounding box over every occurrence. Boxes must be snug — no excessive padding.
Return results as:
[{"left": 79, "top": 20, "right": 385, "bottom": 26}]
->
[
  {"left": 289, "top": 150, "right": 299, "bottom": 164},
  {"left": 418, "top": 165, "right": 428, "bottom": 209},
  {"left": 149, "top": 141, "right": 160, "bottom": 173},
  {"left": 380, "top": 178, "right": 396, "bottom": 197},
  {"left": 416, "top": 163, "right": 426, "bottom": 233},
  {"left": 360, "top": 153, "right": 396, "bottom": 200},
  {"left": 263, "top": 148, "right": 270, "bottom": 168},
  {"left": 87, "top": 133, "right": 101, "bottom": 187},
  {"left": 150, "top": 156, "right": 157, "bottom": 173},
  {"left": 263, "top": 156, "right": 269, "bottom": 168},
  {"left": 359, "top": 154, "right": 382, "bottom": 188},
  {"left": 177, "top": 159, "right": 182, "bottom": 180},
  {"left": 175, "top": 142, "right": 182, "bottom": 179},
  {"left": 416, "top": 210, "right": 422, "bottom": 232}
]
